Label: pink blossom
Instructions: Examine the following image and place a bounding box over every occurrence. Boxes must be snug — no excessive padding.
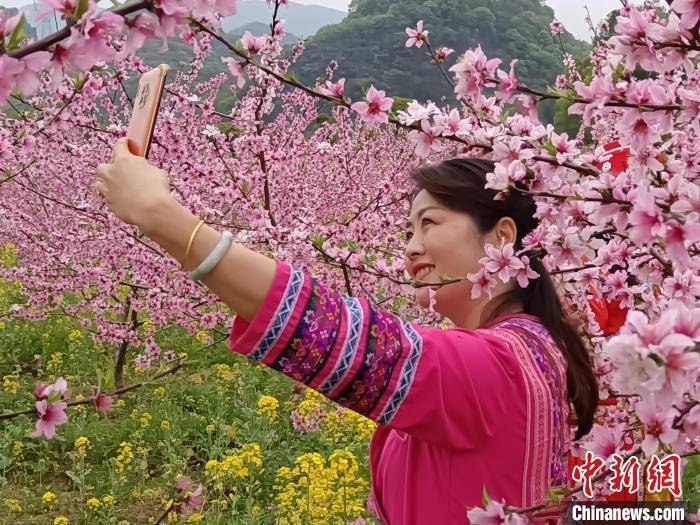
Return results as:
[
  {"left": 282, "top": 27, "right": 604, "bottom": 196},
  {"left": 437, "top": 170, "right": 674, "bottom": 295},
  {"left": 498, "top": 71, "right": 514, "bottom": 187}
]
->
[
  {"left": 35, "top": 377, "right": 68, "bottom": 401},
  {"left": 92, "top": 391, "right": 114, "bottom": 413},
  {"left": 449, "top": 45, "right": 501, "bottom": 99},
  {"left": 0, "top": 10, "right": 23, "bottom": 38},
  {"left": 550, "top": 18, "right": 564, "bottom": 36},
  {"left": 0, "top": 55, "right": 24, "bottom": 105},
  {"left": 627, "top": 187, "right": 666, "bottom": 244},
  {"left": 492, "top": 136, "right": 534, "bottom": 179},
  {"left": 672, "top": 0, "right": 700, "bottom": 28},
  {"left": 222, "top": 57, "right": 246, "bottom": 88},
  {"left": 241, "top": 31, "right": 266, "bottom": 54},
  {"left": 585, "top": 423, "right": 626, "bottom": 458},
  {"left": 433, "top": 108, "right": 471, "bottom": 137},
  {"left": 350, "top": 85, "right": 393, "bottom": 127},
  {"left": 467, "top": 499, "right": 507, "bottom": 525},
  {"left": 550, "top": 131, "right": 579, "bottom": 164},
  {"left": 496, "top": 59, "right": 518, "bottom": 100},
  {"left": 396, "top": 100, "right": 439, "bottom": 126},
  {"left": 663, "top": 219, "right": 700, "bottom": 269},
  {"left": 407, "top": 120, "right": 443, "bottom": 158},
  {"left": 479, "top": 241, "right": 525, "bottom": 283},
  {"left": 173, "top": 476, "right": 204, "bottom": 515},
  {"left": 36, "top": 0, "right": 77, "bottom": 20},
  {"left": 682, "top": 403, "right": 700, "bottom": 437},
  {"left": 570, "top": 77, "right": 620, "bottom": 124},
  {"left": 30, "top": 400, "right": 68, "bottom": 439},
  {"left": 555, "top": 75, "right": 567, "bottom": 90},
  {"left": 405, "top": 20, "right": 428, "bottom": 48},
  {"left": 318, "top": 78, "right": 345, "bottom": 98},
  {"left": 635, "top": 399, "right": 680, "bottom": 454},
  {"left": 484, "top": 163, "right": 512, "bottom": 194},
  {"left": 434, "top": 47, "right": 454, "bottom": 62},
  {"left": 427, "top": 287, "right": 438, "bottom": 311},
  {"left": 511, "top": 256, "right": 540, "bottom": 289},
  {"left": 13, "top": 52, "right": 51, "bottom": 98}
]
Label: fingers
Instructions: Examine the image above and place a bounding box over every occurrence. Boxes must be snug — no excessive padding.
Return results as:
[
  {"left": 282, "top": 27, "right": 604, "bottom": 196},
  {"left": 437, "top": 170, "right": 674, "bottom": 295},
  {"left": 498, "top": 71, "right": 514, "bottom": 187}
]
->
[
  {"left": 112, "top": 137, "right": 131, "bottom": 162},
  {"left": 96, "top": 163, "right": 110, "bottom": 178}
]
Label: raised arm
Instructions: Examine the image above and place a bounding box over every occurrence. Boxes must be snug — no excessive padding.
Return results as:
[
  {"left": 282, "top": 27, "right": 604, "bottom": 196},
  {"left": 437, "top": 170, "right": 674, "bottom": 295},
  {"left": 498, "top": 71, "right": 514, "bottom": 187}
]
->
[
  {"left": 140, "top": 196, "right": 276, "bottom": 323},
  {"left": 97, "top": 140, "right": 525, "bottom": 450}
]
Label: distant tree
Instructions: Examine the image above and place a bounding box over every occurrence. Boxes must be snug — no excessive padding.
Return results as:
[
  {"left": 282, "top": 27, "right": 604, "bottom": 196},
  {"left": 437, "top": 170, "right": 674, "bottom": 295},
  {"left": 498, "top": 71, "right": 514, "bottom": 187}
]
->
[{"left": 295, "top": 0, "right": 590, "bottom": 112}]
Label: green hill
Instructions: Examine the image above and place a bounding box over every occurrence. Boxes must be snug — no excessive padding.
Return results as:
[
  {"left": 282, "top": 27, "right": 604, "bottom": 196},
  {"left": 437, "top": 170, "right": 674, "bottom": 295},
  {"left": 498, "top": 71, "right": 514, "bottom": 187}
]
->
[{"left": 292, "top": 0, "right": 590, "bottom": 103}]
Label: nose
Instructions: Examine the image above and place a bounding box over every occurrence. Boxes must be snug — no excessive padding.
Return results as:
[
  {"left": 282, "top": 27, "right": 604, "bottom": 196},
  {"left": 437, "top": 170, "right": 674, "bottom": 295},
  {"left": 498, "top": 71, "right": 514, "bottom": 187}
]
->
[{"left": 404, "top": 231, "right": 425, "bottom": 263}]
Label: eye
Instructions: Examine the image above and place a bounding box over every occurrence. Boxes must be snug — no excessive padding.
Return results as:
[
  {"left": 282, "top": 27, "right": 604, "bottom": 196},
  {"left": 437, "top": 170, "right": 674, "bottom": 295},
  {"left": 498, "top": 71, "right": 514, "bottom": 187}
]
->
[{"left": 405, "top": 219, "right": 433, "bottom": 241}]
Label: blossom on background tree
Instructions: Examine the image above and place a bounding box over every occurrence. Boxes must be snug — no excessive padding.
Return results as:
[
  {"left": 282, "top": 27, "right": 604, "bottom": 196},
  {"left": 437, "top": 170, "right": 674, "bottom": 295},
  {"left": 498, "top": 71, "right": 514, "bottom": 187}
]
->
[{"left": 1, "top": 0, "right": 699, "bottom": 521}]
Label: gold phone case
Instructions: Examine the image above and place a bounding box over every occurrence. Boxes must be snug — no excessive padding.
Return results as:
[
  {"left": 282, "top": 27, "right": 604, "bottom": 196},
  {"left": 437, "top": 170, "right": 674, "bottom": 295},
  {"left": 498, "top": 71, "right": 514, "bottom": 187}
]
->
[{"left": 126, "top": 64, "right": 170, "bottom": 158}]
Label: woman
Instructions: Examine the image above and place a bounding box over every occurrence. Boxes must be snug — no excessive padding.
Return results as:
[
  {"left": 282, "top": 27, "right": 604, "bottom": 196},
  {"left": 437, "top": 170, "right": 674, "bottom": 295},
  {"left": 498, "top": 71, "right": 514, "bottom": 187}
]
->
[{"left": 96, "top": 140, "right": 598, "bottom": 524}]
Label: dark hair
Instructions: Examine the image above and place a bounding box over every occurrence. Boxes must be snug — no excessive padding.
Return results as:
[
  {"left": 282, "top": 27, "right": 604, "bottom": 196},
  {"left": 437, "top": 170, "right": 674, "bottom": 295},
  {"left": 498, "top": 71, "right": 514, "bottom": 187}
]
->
[{"left": 409, "top": 157, "right": 598, "bottom": 440}]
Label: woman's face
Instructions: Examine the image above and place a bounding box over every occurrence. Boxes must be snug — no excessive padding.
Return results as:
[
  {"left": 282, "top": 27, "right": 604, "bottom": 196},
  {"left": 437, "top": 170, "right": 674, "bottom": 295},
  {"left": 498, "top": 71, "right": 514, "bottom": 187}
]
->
[{"left": 402, "top": 189, "right": 517, "bottom": 328}]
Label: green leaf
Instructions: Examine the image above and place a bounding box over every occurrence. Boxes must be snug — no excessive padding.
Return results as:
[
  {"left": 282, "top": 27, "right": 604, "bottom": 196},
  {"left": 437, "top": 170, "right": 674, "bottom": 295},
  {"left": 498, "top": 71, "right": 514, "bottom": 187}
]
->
[
  {"left": 74, "top": 0, "right": 89, "bottom": 20},
  {"left": 546, "top": 486, "right": 568, "bottom": 503},
  {"left": 6, "top": 14, "right": 26, "bottom": 51},
  {"left": 216, "top": 121, "right": 243, "bottom": 136},
  {"left": 74, "top": 72, "right": 86, "bottom": 90},
  {"left": 283, "top": 71, "right": 298, "bottom": 84},
  {"left": 482, "top": 485, "right": 491, "bottom": 506},
  {"left": 95, "top": 365, "right": 115, "bottom": 391},
  {"left": 389, "top": 96, "right": 412, "bottom": 115},
  {"left": 310, "top": 234, "right": 327, "bottom": 249},
  {"left": 542, "top": 139, "right": 556, "bottom": 157}
]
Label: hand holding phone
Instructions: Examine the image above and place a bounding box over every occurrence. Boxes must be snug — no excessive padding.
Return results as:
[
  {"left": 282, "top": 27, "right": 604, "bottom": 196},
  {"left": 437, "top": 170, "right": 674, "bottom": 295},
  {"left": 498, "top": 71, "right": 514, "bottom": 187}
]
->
[{"left": 125, "top": 64, "right": 170, "bottom": 158}]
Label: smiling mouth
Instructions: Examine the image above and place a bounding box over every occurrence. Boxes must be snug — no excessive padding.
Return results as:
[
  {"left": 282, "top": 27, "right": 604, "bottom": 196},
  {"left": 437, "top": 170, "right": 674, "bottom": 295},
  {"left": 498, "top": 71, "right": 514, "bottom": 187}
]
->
[{"left": 415, "top": 266, "right": 433, "bottom": 280}]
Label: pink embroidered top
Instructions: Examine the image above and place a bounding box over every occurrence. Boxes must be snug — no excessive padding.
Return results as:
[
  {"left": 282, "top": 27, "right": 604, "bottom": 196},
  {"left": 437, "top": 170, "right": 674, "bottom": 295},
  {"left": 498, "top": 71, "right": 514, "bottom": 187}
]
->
[{"left": 228, "top": 260, "right": 571, "bottom": 524}]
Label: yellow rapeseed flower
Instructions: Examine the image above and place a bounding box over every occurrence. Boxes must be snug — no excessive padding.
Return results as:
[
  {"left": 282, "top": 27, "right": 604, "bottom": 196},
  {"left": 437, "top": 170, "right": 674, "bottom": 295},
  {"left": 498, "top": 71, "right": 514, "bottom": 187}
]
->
[
  {"left": 153, "top": 386, "right": 165, "bottom": 397},
  {"left": 53, "top": 517, "right": 69, "bottom": 525},
  {"left": 273, "top": 449, "right": 367, "bottom": 523},
  {"left": 256, "top": 395, "right": 279, "bottom": 423},
  {"left": 213, "top": 363, "right": 234, "bottom": 380},
  {"left": 187, "top": 513, "right": 204, "bottom": 522},
  {"left": 4, "top": 498, "right": 22, "bottom": 512},
  {"left": 74, "top": 393, "right": 86, "bottom": 413},
  {"left": 160, "top": 420, "right": 170, "bottom": 430},
  {"left": 114, "top": 442, "right": 134, "bottom": 473},
  {"left": 188, "top": 373, "right": 204, "bottom": 384},
  {"left": 139, "top": 412, "right": 152, "bottom": 427},
  {"left": 74, "top": 436, "right": 90, "bottom": 449},
  {"left": 102, "top": 495, "right": 115, "bottom": 506},
  {"left": 42, "top": 491, "right": 57, "bottom": 504},
  {"left": 68, "top": 329, "right": 83, "bottom": 342},
  {"left": 86, "top": 497, "right": 101, "bottom": 509},
  {"left": 3, "top": 375, "right": 20, "bottom": 394},
  {"left": 205, "top": 443, "right": 263, "bottom": 481}
]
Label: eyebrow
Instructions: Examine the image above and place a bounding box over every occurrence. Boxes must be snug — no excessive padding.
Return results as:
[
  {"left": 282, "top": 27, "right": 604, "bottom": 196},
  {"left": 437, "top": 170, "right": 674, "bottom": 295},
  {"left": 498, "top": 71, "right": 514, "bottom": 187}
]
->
[{"left": 404, "top": 206, "right": 442, "bottom": 229}]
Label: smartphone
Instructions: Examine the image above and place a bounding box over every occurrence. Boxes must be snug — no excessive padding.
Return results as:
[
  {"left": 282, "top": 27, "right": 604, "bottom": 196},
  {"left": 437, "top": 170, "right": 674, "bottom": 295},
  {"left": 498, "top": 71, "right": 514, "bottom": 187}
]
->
[{"left": 125, "top": 63, "right": 170, "bottom": 158}]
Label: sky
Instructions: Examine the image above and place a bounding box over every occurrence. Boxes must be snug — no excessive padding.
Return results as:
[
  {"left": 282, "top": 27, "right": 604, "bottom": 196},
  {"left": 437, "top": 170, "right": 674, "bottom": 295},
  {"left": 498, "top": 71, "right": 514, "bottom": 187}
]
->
[{"left": 1, "top": 0, "right": 625, "bottom": 42}]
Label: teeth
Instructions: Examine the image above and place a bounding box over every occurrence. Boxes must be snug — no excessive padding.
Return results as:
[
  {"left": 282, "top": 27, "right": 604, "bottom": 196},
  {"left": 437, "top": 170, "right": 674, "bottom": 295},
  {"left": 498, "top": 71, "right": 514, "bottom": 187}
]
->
[{"left": 416, "top": 266, "right": 433, "bottom": 279}]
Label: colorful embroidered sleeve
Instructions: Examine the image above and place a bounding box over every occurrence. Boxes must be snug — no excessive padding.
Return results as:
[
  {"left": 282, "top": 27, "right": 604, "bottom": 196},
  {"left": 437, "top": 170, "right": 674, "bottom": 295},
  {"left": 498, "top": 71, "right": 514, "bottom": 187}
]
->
[{"left": 228, "top": 260, "right": 524, "bottom": 450}]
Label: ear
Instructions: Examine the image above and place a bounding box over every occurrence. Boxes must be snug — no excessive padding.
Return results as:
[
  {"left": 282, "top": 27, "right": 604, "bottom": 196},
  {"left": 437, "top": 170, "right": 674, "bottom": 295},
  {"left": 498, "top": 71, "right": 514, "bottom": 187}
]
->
[{"left": 492, "top": 217, "right": 518, "bottom": 245}]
